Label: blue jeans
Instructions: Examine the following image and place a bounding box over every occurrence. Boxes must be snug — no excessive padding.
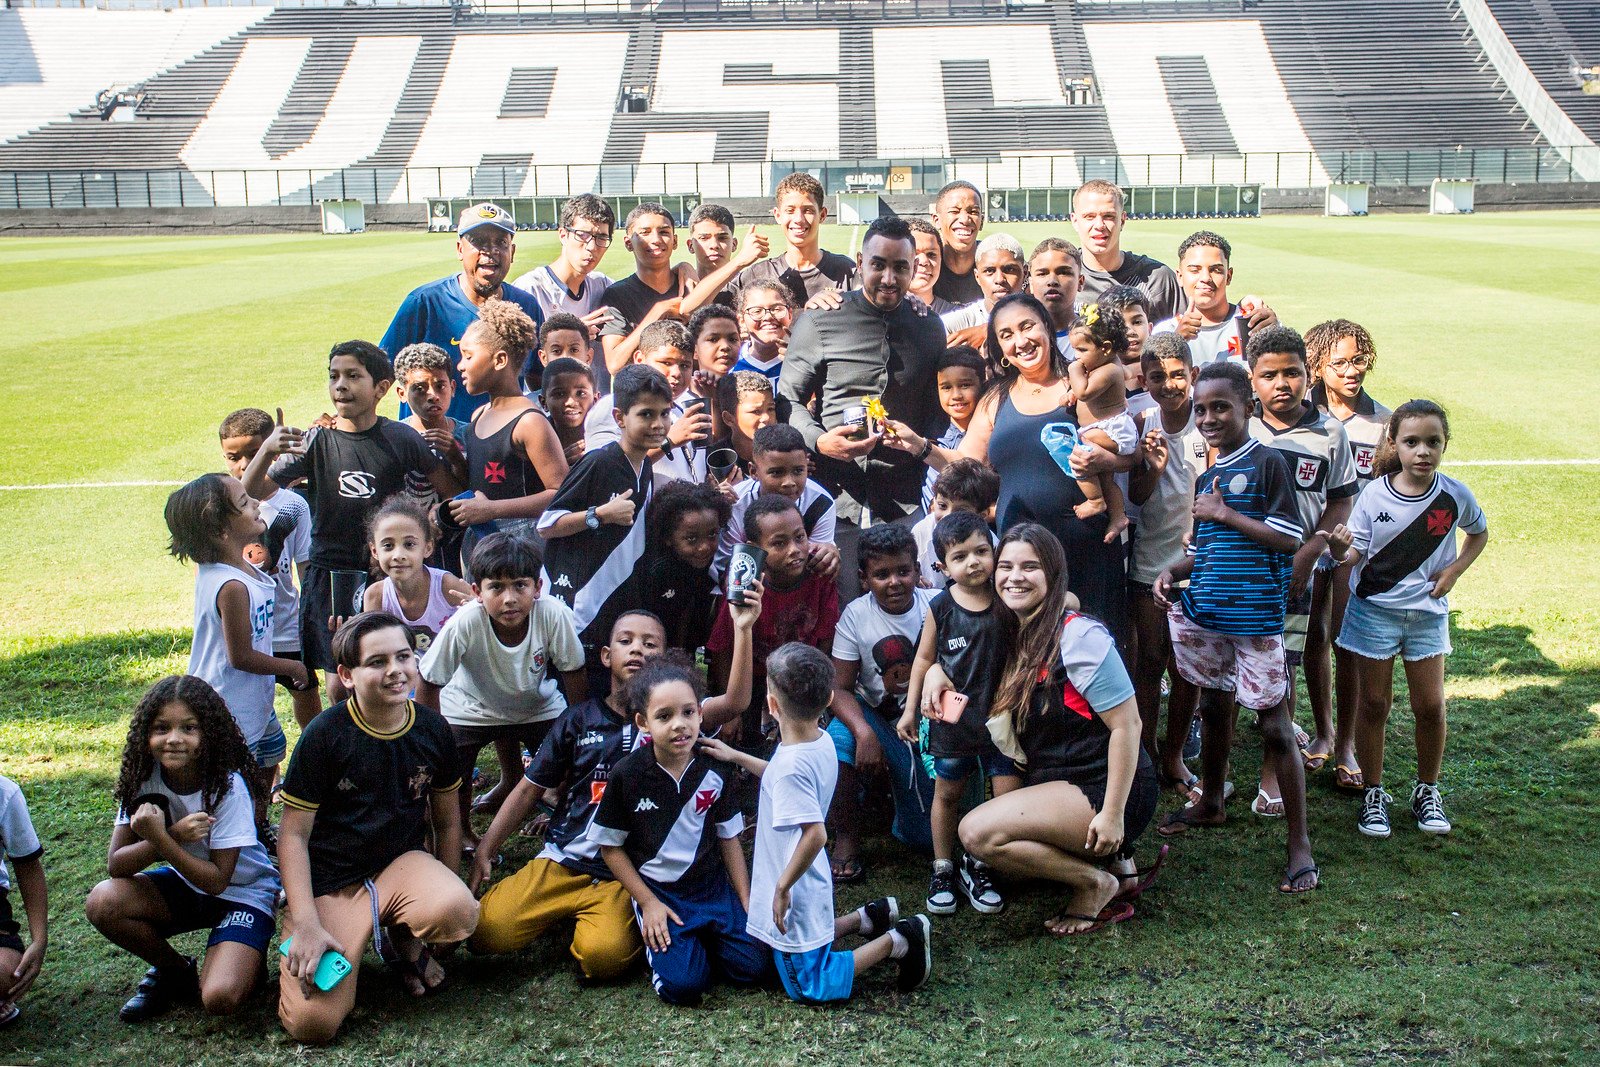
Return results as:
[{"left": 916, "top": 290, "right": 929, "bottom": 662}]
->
[{"left": 826, "top": 704, "right": 933, "bottom": 854}]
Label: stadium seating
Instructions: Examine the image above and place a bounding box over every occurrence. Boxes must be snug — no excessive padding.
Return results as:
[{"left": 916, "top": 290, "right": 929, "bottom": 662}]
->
[
  {"left": 1485, "top": 0, "right": 1600, "bottom": 143},
  {"left": 0, "top": 0, "right": 1596, "bottom": 206}
]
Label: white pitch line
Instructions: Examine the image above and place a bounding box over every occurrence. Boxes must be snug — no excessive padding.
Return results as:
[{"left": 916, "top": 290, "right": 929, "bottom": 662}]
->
[{"left": 1449, "top": 459, "right": 1600, "bottom": 467}]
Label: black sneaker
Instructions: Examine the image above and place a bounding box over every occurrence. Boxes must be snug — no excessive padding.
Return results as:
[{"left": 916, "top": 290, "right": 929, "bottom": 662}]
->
[
  {"left": 958, "top": 854, "right": 1005, "bottom": 914},
  {"left": 119, "top": 957, "right": 199, "bottom": 1023},
  {"left": 894, "top": 915, "right": 932, "bottom": 992},
  {"left": 926, "top": 866, "right": 957, "bottom": 915},
  {"left": 860, "top": 895, "right": 899, "bottom": 938}
]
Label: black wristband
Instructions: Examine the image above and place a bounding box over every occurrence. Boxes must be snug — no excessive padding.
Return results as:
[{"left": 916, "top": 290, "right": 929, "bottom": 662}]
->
[{"left": 916, "top": 437, "right": 933, "bottom": 461}]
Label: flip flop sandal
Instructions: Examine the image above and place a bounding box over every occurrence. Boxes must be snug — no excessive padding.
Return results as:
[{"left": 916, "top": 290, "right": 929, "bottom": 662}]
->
[
  {"left": 1111, "top": 843, "right": 1169, "bottom": 904},
  {"left": 1160, "top": 770, "right": 1201, "bottom": 803},
  {"left": 1303, "top": 751, "right": 1330, "bottom": 773},
  {"left": 390, "top": 943, "right": 448, "bottom": 997},
  {"left": 1334, "top": 764, "right": 1365, "bottom": 792},
  {"left": 1280, "top": 864, "right": 1320, "bottom": 895},
  {"left": 1251, "top": 788, "right": 1285, "bottom": 818},
  {"left": 1048, "top": 900, "right": 1135, "bottom": 937},
  {"left": 0, "top": 1003, "right": 19, "bottom": 1030},
  {"left": 832, "top": 857, "right": 866, "bottom": 885},
  {"left": 1292, "top": 725, "right": 1312, "bottom": 754},
  {"left": 470, "top": 788, "right": 505, "bottom": 815},
  {"left": 1157, "top": 808, "right": 1223, "bottom": 838},
  {"left": 1183, "top": 780, "right": 1235, "bottom": 809}
]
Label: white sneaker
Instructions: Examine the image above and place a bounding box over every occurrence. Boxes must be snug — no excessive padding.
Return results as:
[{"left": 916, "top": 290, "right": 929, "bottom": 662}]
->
[
  {"left": 1358, "top": 787, "right": 1392, "bottom": 838},
  {"left": 1412, "top": 782, "right": 1452, "bottom": 834}
]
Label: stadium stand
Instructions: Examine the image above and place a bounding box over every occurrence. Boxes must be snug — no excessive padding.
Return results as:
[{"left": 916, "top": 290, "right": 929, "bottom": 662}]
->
[
  {"left": 1, "top": 0, "right": 1597, "bottom": 208},
  {"left": 1484, "top": 0, "right": 1600, "bottom": 143}
]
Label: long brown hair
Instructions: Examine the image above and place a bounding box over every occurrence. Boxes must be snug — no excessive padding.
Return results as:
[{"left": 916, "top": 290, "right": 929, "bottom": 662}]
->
[
  {"left": 990, "top": 523, "right": 1072, "bottom": 730},
  {"left": 1372, "top": 399, "right": 1450, "bottom": 479},
  {"left": 115, "top": 675, "right": 257, "bottom": 816}
]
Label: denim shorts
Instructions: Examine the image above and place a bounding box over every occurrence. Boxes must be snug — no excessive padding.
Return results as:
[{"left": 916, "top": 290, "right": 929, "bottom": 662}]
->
[
  {"left": 1336, "top": 596, "right": 1452, "bottom": 662},
  {"left": 932, "top": 750, "right": 1018, "bottom": 784}
]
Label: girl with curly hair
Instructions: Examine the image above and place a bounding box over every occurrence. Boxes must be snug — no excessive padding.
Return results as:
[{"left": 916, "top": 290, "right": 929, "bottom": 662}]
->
[{"left": 84, "top": 675, "right": 280, "bottom": 1024}]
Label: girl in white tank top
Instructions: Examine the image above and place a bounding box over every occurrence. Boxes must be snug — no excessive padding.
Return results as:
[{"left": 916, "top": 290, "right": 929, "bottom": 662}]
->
[{"left": 361, "top": 499, "right": 474, "bottom": 655}]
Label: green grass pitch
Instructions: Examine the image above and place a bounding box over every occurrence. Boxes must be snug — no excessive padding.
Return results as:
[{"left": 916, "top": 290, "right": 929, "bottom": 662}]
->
[{"left": 0, "top": 213, "right": 1596, "bottom": 1065}]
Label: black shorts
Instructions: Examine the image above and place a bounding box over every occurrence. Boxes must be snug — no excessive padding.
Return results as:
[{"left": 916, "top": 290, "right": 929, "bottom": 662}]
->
[
  {"left": 299, "top": 564, "right": 368, "bottom": 673},
  {"left": 273, "top": 648, "right": 319, "bottom": 693},
  {"left": 0, "top": 887, "right": 23, "bottom": 953},
  {"left": 452, "top": 721, "right": 557, "bottom": 783},
  {"left": 1027, "top": 767, "right": 1159, "bottom": 860},
  {"left": 143, "top": 868, "right": 274, "bottom": 955}
]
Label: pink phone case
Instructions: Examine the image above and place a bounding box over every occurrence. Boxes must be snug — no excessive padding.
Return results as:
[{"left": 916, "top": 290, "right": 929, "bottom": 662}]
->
[{"left": 933, "top": 689, "right": 969, "bottom": 724}]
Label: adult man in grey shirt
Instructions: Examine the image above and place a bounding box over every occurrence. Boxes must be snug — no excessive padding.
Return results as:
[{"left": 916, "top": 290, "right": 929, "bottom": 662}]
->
[{"left": 779, "top": 216, "right": 947, "bottom": 593}]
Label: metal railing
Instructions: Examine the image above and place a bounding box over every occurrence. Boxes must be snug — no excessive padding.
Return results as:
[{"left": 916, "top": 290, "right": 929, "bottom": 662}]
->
[
  {"left": 5, "top": 0, "right": 1033, "bottom": 14},
  {"left": 1, "top": 147, "right": 1594, "bottom": 212}
]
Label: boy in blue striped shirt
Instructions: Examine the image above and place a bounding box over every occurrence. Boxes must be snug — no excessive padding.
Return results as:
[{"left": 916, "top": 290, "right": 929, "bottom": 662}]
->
[{"left": 1152, "top": 362, "right": 1320, "bottom": 894}]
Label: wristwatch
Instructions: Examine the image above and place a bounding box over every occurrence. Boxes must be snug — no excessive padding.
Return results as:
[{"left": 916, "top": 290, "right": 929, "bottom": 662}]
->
[{"left": 585, "top": 506, "right": 601, "bottom": 530}]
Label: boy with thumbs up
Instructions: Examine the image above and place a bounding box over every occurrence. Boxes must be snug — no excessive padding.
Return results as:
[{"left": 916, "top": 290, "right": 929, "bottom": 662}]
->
[
  {"left": 727, "top": 173, "right": 858, "bottom": 309},
  {"left": 538, "top": 364, "right": 674, "bottom": 691},
  {"left": 1150, "top": 361, "right": 1320, "bottom": 895}
]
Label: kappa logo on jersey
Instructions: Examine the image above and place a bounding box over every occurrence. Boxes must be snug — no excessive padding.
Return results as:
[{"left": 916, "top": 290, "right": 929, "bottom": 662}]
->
[
  {"left": 337, "top": 777, "right": 357, "bottom": 792},
  {"left": 1425, "top": 508, "right": 1454, "bottom": 536},
  {"left": 693, "top": 788, "right": 719, "bottom": 815},
  {"left": 1354, "top": 446, "right": 1376, "bottom": 474},
  {"left": 338, "top": 470, "right": 376, "bottom": 499},
  {"left": 554, "top": 575, "right": 573, "bottom": 589},
  {"left": 634, "top": 797, "right": 659, "bottom": 813},
  {"left": 1294, "top": 456, "right": 1324, "bottom": 489},
  {"left": 661, "top": 588, "right": 675, "bottom": 599},
  {"left": 484, "top": 461, "right": 506, "bottom": 484},
  {"left": 1375, "top": 512, "right": 1395, "bottom": 523}
]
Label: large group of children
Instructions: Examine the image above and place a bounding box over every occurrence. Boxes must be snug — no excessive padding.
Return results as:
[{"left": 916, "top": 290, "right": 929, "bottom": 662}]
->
[{"left": 0, "top": 176, "right": 1488, "bottom": 1041}]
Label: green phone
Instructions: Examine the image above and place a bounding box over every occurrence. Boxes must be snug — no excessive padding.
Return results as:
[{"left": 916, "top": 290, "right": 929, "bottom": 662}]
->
[{"left": 278, "top": 938, "right": 353, "bottom": 991}]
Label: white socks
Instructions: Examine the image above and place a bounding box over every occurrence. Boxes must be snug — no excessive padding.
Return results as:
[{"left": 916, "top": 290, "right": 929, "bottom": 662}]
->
[{"left": 888, "top": 929, "right": 909, "bottom": 959}]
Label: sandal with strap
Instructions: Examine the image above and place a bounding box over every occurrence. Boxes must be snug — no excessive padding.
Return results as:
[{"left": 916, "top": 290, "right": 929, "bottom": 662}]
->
[
  {"left": 1047, "top": 900, "right": 1135, "bottom": 937},
  {"left": 1280, "top": 864, "right": 1320, "bottom": 895},
  {"left": 1111, "top": 844, "right": 1169, "bottom": 904},
  {"left": 1334, "top": 764, "right": 1365, "bottom": 792}
]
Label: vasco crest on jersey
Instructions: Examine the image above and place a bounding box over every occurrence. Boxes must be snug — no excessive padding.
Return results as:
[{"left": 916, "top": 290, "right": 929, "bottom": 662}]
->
[{"left": 1290, "top": 454, "right": 1327, "bottom": 491}]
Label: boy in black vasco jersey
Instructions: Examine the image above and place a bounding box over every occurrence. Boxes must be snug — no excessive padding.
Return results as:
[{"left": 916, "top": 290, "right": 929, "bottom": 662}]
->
[{"left": 277, "top": 612, "right": 479, "bottom": 1045}]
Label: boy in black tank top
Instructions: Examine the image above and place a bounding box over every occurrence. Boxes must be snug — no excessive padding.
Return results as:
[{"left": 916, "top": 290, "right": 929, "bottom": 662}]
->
[
  {"left": 899, "top": 512, "right": 1020, "bottom": 916},
  {"left": 448, "top": 299, "right": 571, "bottom": 560}
]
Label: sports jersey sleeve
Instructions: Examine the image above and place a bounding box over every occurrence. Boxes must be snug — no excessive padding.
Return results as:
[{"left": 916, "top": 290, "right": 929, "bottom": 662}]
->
[
  {"left": 278, "top": 716, "right": 332, "bottom": 812},
  {"left": 1259, "top": 451, "right": 1305, "bottom": 543},
  {"left": 285, "top": 494, "right": 312, "bottom": 565},
  {"left": 542, "top": 600, "right": 586, "bottom": 673},
  {"left": 422, "top": 712, "right": 462, "bottom": 793},
  {"left": 587, "top": 765, "right": 635, "bottom": 846},
  {"left": 207, "top": 773, "right": 264, "bottom": 852},
  {"left": 268, "top": 428, "right": 316, "bottom": 489},
  {"left": 710, "top": 769, "right": 745, "bottom": 839},
  {"left": 1345, "top": 482, "right": 1376, "bottom": 557},
  {"left": 1325, "top": 422, "right": 1359, "bottom": 501},
  {"left": 808, "top": 486, "right": 837, "bottom": 546},
  {"left": 769, "top": 762, "right": 826, "bottom": 829},
  {"left": 418, "top": 607, "right": 469, "bottom": 687},
  {"left": 1058, "top": 618, "right": 1136, "bottom": 714},
  {"left": 381, "top": 289, "right": 425, "bottom": 360},
  {"left": 1456, "top": 480, "right": 1488, "bottom": 535},
  {"left": 832, "top": 600, "right": 865, "bottom": 663},
  {"left": 538, "top": 449, "right": 604, "bottom": 533},
  {"left": 0, "top": 779, "right": 42, "bottom": 863},
  {"left": 525, "top": 709, "right": 576, "bottom": 789}
]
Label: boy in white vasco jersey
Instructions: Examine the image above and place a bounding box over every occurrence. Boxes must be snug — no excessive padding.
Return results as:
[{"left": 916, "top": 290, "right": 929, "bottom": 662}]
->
[{"left": 1329, "top": 400, "right": 1487, "bottom": 841}]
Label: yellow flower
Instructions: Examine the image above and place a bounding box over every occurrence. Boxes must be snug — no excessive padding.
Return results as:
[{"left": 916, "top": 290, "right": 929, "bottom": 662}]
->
[
  {"left": 1080, "top": 304, "right": 1100, "bottom": 327},
  {"left": 864, "top": 396, "right": 888, "bottom": 422}
]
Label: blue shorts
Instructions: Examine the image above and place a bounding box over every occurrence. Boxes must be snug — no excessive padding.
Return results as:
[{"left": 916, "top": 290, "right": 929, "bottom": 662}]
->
[
  {"left": 774, "top": 943, "right": 855, "bottom": 1005},
  {"left": 142, "top": 867, "right": 275, "bottom": 955},
  {"left": 250, "top": 715, "right": 287, "bottom": 768},
  {"left": 932, "top": 750, "right": 1019, "bottom": 784},
  {"left": 1335, "top": 596, "right": 1452, "bottom": 662},
  {"left": 825, "top": 708, "right": 934, "bottom": 853}
]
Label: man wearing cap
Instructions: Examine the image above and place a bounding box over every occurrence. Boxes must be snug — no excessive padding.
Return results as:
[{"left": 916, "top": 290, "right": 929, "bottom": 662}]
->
[{"left": 381, "top": 203, "right": 545, "bottom": 420}]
